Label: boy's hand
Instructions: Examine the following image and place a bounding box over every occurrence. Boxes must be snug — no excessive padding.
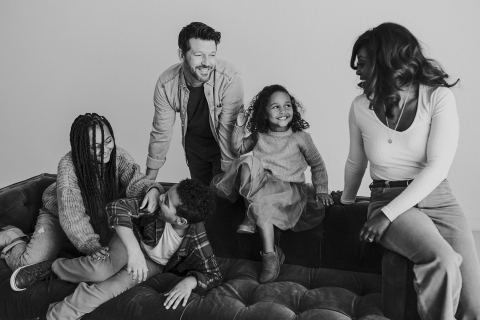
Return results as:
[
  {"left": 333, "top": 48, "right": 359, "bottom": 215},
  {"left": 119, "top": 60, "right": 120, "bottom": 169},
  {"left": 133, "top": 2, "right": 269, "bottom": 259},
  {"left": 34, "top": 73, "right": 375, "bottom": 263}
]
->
[
  {"left": 164, "top": 276, "right": 197, "bottom": 310},
  {"left": 140, "top": 188, "right": 160, "bottom": 214},
  {"left": 127, "top": 250, "right": 148, "bottom": 282},
  {"left": 236, "top": 108, "right": 247, "bottom": 127},
  {"left": 89, "top": 247, "right": 109, "bottom": 260},
  {"left": 316, "top": 193, "right": 334, "bottom": 207}
]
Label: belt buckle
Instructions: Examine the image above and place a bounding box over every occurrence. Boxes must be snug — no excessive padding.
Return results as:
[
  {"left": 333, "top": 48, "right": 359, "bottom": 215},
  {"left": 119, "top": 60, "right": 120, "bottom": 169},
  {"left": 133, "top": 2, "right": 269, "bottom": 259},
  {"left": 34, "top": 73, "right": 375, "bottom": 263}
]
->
[{"left": 384, "top": 181, "right": 390, "bottom": 188}]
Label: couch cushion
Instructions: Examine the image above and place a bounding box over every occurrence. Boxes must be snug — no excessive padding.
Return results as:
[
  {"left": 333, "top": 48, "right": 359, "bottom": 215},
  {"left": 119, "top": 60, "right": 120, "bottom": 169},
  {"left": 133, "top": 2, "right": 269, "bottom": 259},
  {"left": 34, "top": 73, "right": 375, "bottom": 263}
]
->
[
  {"left": 0, "top": 174, "right": 56, "bottom": 232},
  {"left": 84, "top": 257, "right": 387, "bottom": 320}
]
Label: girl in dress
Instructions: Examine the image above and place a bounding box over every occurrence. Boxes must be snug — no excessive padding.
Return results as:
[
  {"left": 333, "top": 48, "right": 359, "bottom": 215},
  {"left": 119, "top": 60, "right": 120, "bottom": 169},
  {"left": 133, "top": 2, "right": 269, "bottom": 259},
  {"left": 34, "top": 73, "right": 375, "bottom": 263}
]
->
[{"left": 213, "top": 84, "right": 332, "bottom": 283}]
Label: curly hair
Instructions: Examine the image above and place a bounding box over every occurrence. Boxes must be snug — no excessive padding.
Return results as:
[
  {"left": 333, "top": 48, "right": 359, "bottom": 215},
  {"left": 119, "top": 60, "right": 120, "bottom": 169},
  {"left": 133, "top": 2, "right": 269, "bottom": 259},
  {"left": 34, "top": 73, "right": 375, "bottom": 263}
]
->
[
  {"left": 350, "top": 22, "right": 458, "bottom": 118},
  {"left": 245, "top": 84, "right": 309, "bottom": 139},
  {"left": 70, "top": 113, "right": 118, "bottom": 243},
  {"left": 175, "top": 178, "right": 216, "bottom": 224},
  {"left": 178, "top": 22, "right": 221, "bottom": 55}
]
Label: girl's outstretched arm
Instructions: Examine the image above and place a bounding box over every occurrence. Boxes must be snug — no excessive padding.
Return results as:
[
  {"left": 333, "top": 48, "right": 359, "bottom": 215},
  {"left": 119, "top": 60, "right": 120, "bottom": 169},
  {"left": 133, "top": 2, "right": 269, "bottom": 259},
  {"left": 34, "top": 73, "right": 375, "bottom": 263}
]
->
[{"left": 230, "top": 122, "right": 256, "bottom": 157}]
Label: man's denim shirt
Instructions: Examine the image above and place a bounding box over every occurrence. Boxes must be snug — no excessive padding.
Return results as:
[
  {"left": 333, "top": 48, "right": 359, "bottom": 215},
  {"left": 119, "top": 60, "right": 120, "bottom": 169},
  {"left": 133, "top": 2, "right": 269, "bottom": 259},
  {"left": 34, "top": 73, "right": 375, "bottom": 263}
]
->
[{"left": 147, "top": 59, "right": 244, "bottom": 172}]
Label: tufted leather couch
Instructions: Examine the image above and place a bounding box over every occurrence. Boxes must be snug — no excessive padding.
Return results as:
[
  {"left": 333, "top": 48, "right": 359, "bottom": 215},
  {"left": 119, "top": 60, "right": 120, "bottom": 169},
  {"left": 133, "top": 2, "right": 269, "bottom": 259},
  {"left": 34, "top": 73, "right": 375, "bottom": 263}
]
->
[{"left": 0, "top": 173, "right": 418, "bottom": 320}]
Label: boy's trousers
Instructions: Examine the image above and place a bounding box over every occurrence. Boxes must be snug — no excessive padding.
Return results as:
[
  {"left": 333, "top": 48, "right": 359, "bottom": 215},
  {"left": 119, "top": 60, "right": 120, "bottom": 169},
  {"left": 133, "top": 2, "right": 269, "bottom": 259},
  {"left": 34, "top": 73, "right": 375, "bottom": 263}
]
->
[{"left": 48, "top": 235, "right": 163, "bottom": 320}]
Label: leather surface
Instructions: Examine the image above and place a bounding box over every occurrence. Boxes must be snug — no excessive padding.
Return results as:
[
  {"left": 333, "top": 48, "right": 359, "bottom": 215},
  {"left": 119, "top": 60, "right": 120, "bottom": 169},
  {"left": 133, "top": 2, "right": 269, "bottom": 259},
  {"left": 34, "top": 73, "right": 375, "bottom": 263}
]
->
[{"left": 0, "top": 174, "right": 404, "bottom": 320}]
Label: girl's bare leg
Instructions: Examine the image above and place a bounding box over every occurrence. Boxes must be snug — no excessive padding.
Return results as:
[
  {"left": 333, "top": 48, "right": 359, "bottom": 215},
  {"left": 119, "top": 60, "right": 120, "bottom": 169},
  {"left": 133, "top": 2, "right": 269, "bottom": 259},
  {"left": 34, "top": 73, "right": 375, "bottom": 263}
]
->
[{"left": 258, "top": 222, "right": 274, "bottom": 253}]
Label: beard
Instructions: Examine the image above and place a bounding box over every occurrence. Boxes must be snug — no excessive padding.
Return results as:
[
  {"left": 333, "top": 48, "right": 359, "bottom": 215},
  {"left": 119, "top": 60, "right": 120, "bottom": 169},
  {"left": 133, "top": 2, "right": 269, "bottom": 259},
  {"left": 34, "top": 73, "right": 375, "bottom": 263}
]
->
[{"left": 185, "top": 62, "right": 213, "bottom": 83}]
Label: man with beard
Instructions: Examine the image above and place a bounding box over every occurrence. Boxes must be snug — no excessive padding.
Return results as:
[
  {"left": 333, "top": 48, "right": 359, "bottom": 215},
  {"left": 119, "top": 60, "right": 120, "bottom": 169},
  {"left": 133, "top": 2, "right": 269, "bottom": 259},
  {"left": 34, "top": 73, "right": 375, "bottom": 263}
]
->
[{"left": 146, "top": 22, "right": 244, "bottom": 185}]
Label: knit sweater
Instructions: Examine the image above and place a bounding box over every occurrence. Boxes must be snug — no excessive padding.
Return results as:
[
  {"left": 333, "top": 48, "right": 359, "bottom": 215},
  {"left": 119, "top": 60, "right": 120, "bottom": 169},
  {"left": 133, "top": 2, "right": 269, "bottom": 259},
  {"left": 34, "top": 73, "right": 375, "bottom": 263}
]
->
[
  {"left": 341, "top": 85, "right": 459, "bottom": 222},
  {"left": 232, "top": 126, "right": 328, "bottom": 194},
  {"left": 40, "top": 147, "right": 161, "bottom": 255}
]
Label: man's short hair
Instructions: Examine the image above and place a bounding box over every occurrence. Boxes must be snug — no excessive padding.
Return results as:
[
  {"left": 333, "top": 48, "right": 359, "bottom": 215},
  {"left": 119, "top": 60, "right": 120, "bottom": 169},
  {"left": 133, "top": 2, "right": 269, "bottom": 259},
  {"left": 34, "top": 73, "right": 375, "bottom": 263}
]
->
[
  {"left": 175, "top": 178, "right": 216, "bottom": 224},
  {"left": 178, "top": 22, "right": 221, "bottom": 55}
]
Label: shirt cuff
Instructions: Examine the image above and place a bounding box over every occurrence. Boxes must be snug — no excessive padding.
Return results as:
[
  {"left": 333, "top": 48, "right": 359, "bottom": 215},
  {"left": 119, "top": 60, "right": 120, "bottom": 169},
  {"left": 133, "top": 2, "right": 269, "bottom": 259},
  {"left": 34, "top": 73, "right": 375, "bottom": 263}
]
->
[
  {"left": 144, "top": 183, "right": 164, "bottom": 196},
  {"left": 380, "top": 206, "right": 399, "bottom": 222},
  {"left": 146, "top": 156, "right": 166, "bottom": 170},
  {"left": 80, "top": 241, "right": 103, "bottom": 256}
]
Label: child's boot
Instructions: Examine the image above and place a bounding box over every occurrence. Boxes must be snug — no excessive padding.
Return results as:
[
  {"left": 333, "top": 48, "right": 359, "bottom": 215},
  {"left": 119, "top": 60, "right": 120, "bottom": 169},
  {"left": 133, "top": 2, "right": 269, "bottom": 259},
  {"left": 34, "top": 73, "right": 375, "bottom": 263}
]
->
[
  {"left": 237, "top": 211, "right": 257, "bottom": 234},
  {"left": 0, "top": 226, "right": 28, "bottom": 258},
  {"left": 259, "top": 245, "right": 285, "bottom": 284}
]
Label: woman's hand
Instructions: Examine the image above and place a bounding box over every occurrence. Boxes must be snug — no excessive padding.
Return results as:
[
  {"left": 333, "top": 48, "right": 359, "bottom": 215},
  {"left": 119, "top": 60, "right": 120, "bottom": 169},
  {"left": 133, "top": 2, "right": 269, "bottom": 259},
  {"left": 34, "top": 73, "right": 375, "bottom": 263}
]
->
[
  {"left": 236, "top": 108, "right": 247, "bottom": 127},
  {"left": 359, "top": 211, "right": 391, "bottom": 243},
  {"left": 140, "top": 188, "right": 160, "bottom": 214},
  {"left": 316, "top": 193, "right": 334, "bottom": 207},
  {"left": 89, "top": 247, "right": 109, "bottom": 260},
  {"left": 164, "top": 276, "right": 197, "bottom": 310},
  {"left": 127, "top": 249, "right": 148, "bottom": 282}
]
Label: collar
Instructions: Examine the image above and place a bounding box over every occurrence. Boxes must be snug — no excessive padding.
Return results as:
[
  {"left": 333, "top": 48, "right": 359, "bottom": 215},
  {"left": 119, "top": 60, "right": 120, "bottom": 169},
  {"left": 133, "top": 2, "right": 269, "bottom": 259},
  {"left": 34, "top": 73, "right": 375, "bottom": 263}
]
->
[{"left": 268, "top": 127, "right": 293, "bottom": 136}]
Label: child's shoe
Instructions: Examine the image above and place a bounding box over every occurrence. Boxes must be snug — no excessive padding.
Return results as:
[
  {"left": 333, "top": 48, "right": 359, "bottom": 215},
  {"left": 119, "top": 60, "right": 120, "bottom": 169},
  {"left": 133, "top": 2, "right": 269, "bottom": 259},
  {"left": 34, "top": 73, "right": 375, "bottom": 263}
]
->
[
  {"left": 10, "top": 260, "right": 55, "bottom": 291},
  {"left": 259, "top": 245, "right": 285, "bottom": 284},
  {"left": 237, "top": 214, "right": 257, "bottom": 234}
]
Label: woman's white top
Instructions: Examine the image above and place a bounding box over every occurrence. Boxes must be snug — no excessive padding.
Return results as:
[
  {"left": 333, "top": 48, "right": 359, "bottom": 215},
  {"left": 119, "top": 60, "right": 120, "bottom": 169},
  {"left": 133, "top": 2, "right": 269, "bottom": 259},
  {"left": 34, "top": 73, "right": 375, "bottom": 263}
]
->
[
  {"left": 341, "top": 85, "right": 459, "bottom": 221},
  {"left": 142, "top": 222, "right": 183, "bottom": 265}
]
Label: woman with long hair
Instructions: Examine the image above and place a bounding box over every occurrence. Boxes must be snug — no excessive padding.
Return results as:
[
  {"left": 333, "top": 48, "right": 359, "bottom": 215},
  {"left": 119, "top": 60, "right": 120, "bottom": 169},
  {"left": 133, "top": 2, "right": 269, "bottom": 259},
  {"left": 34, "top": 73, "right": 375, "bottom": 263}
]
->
[
  {"left": 0, "top": 113, "right": 161, "bottom": 291},
  {"left": 341, "top": 22, "right": 480, "bottom": 319}
]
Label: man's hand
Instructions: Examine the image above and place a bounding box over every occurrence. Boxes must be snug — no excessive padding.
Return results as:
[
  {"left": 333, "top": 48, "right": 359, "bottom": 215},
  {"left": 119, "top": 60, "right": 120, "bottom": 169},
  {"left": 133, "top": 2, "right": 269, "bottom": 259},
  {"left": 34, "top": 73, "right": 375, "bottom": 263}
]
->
[
  {"left": 164, "top": 276, "right": 197, "bottom": 310},
  {"left": 126, "top": 249, "right": 148, "bottom": 283},
  {"left": 140, "top": 188, "right": 160, "bottom": 214},
  {"left": 316, "top": 193, "right": 334, "bottom": 207},
  {"left": 359, "top": 211, "right": 391, "bottom": 243},
  {"left": 89, "top": 247, "right": 109, "bottom": 261}
]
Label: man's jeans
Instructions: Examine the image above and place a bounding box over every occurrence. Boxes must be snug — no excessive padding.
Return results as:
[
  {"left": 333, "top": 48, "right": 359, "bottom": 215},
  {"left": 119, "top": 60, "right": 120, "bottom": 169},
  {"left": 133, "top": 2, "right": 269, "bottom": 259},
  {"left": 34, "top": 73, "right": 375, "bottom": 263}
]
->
[
  {"left": 4, "top": 212, "right": 68, "bottom": 271},
  {"left": 370, "top": 180, "right": 480, "bottom": 320},
  {"left": 48, "top": 235, "right": 163, "bottom": 320}
]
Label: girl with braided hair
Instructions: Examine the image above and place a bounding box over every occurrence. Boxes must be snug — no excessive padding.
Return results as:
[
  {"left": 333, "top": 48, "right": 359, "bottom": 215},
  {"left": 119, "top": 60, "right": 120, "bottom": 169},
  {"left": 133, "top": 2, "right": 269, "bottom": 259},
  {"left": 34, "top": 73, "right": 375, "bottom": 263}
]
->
[{"left": 1, "top": 113, "right": 162, "bottom": 291}]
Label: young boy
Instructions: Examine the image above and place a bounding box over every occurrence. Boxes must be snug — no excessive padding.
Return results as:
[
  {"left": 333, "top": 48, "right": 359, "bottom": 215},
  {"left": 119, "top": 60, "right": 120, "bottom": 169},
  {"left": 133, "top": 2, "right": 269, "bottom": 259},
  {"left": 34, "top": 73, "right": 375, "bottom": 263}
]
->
[{"left": 14, "top": 179, "right": 221, "bottom": 320}]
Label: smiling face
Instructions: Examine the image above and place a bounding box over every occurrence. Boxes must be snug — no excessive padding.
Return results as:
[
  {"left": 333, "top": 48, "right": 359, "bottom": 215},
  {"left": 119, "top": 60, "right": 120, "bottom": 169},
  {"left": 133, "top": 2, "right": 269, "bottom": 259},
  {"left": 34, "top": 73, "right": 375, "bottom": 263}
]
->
[
  {"left": 265, "top": 91, "right": 293, "bottom": 132},
  {"left": 89, "top": 124, "right": 114, "bottom": 163},
  {"left": 356, "top": 47, "right": 371, "bottom": 82},
  {"left": 158, "top": 184, "right": 184, "bottom": 225},
  {"left": 180, "top": 38, "right": 217, "bottom": 87}
]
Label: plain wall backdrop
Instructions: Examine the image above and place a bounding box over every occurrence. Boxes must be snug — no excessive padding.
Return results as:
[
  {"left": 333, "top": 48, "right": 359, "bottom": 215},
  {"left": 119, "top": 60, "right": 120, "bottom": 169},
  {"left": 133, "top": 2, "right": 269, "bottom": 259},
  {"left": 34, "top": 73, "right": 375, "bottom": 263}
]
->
[{"left": 1, "top": 0, "right": 479, "bottom": 229}]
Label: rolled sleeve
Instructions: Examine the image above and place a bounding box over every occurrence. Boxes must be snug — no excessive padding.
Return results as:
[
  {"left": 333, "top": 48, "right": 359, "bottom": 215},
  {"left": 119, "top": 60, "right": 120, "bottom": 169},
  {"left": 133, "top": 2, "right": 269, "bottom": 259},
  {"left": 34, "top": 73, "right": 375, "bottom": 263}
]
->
[
  {"left": 147, "top": 81, "right": 176, "bottom": 170},
  {"left": 106, "top": 198, "right": 143, "bottom": 230},
  {"left": 216, "top": 74, "right": 244, "bottom": 164}
]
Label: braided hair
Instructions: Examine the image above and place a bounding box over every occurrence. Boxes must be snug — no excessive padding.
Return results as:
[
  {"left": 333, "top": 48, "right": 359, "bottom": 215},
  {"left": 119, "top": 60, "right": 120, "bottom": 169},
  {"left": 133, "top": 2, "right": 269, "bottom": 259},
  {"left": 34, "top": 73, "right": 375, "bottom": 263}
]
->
[
  {"left": 70, "top": 113, "right": 118, "bottom": 239},
  {"left": 246, "top": 84, "right": 309, "bottom": 140}
]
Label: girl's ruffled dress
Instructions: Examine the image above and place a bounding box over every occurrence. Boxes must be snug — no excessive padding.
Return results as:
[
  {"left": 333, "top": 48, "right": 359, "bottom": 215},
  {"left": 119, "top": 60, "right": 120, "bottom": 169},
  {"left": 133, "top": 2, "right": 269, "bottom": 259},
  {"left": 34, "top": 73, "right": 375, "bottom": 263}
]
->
[{"left": 212, "top": 154, "right": 325, "bottom": 232}]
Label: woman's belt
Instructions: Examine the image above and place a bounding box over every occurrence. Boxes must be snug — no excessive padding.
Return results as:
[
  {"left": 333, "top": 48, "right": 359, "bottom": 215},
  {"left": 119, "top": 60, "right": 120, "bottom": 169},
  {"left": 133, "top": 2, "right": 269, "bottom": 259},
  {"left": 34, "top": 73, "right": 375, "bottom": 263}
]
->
[{"left": 369, "top": 180, "right": 413, "bottom": 189}]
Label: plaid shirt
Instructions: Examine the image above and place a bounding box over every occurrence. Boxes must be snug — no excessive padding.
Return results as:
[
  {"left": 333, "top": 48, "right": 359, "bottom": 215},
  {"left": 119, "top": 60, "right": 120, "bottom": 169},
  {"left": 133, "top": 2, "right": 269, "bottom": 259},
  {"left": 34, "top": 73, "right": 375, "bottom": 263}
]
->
[{"left": 106, "top": 197, "right": 222, "bottom": 292}]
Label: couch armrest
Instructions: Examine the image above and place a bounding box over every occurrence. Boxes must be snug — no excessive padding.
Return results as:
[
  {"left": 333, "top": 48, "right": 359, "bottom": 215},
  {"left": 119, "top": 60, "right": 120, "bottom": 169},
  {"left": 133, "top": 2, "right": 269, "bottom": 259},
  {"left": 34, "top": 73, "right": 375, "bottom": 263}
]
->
[{"left": 0, "top": 173, "right": 56, "bottom": 232}]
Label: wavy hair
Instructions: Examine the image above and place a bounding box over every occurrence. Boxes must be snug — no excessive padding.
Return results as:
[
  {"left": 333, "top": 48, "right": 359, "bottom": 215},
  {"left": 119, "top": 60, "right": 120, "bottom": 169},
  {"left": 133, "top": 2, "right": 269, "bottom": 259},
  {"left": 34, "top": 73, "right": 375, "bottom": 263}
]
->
[
  {"left": 245, "top": 84, "right": 309, "bottom": 140},
  {"left": 70, "top": 113, "right": 118, "bottom": 243},
  {"left": 351, "top": 22, "right": 458, "bottom": 118},
  {"left": 178, "top": 22, "right": 221, "bottom": 55}
]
